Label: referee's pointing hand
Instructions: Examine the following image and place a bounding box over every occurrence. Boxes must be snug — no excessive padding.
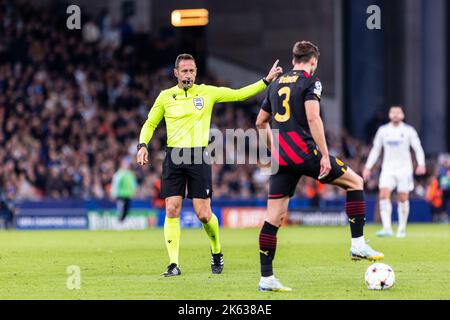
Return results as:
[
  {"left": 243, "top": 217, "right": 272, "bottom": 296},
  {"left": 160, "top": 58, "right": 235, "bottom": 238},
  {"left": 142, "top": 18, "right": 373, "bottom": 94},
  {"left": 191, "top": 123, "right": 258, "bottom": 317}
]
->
[{"left": 265, "top": 59, "right": 284, "bottom": 83}]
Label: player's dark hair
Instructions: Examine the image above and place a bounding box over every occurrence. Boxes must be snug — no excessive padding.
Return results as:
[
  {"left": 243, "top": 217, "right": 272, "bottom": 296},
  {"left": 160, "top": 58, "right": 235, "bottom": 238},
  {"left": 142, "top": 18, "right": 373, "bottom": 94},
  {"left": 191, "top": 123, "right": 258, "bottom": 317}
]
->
[
  {"left": 175, "top": 53, "right": 195, "bottom": 68},
  {"left": 293, "top": 41, "right": 320, "bottom": 64},
  {"left": 390, "top": 105, "right": 404, "bottom": 111}
]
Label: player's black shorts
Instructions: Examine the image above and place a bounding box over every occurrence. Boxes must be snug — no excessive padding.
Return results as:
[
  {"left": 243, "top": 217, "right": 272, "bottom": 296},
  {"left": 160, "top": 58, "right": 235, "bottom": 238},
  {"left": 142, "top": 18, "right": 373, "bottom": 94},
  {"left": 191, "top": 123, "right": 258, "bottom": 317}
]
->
[
  {"left": 161, "top": 147, "right": 212, "bottom": 199},
  {"left": 268, "top": 148, "right": 348, "bottom": 199}
]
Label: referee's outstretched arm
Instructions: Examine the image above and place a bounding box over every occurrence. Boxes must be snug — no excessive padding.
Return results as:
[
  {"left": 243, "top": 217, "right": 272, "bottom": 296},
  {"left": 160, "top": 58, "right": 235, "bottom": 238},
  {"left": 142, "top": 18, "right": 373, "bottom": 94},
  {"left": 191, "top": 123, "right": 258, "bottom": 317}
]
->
[{"left": 212, "top": 60, "right": 283, "bottom": 103}]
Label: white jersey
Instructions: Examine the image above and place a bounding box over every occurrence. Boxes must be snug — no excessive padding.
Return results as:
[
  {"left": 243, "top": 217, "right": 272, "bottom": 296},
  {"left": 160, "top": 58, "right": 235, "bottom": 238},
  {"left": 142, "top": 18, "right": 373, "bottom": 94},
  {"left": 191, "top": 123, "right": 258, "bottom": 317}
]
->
[{"left": 365, "top": 122, "right": 425, "bottom": 173}]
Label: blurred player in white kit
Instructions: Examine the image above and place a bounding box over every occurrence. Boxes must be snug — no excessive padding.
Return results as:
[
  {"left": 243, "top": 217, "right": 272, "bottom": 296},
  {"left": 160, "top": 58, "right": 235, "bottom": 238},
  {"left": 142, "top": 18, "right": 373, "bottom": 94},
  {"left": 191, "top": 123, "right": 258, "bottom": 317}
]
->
[{"left": 363, "top": 106, "right": 426, "bottom": 238}]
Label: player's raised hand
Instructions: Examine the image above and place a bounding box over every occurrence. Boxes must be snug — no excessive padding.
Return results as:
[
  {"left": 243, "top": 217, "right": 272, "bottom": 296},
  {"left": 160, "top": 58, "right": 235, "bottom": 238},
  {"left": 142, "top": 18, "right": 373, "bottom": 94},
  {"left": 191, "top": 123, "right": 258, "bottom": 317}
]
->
[
  {"left": 362, "top": 167, "right": 371, "bottom": 182},
  {"left": 415, "top": 165, "right": 426, "bottom": 176},
  {"left": 137, "top": 147, "right": 149, "bottom": 166},
  {"left": 265, "top": 59, "right": 283, "bottom": 83}
]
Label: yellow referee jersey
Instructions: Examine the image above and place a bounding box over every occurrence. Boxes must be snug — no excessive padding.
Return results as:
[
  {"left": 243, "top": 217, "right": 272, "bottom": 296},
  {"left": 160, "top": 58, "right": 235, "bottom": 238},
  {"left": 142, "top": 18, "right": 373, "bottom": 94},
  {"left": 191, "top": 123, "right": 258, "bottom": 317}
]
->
[{"left": 139, "top": 80, "right": 267, "bottom": 148}]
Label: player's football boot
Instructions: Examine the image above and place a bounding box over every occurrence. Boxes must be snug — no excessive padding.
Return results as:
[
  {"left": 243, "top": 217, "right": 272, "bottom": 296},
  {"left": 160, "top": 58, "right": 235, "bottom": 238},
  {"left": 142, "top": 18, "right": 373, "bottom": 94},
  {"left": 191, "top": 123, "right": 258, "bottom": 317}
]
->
[
  {"left": 396, "top": 229, "right": 406, "bottom": 238},
  {"left": 162, "top": 263, "right": 181, "bottom": 277},
  {"left": 211, "top": 252, "right": 224, "bottom": 274},
  {"left": 376, "top": 229, "right": 393, "bottom": 237},
  {"left": 350, "top": 244, "right": 384, "bottom": 261},
  {"left": 258, "top": 276, "right": 292, "bottom": 292}
]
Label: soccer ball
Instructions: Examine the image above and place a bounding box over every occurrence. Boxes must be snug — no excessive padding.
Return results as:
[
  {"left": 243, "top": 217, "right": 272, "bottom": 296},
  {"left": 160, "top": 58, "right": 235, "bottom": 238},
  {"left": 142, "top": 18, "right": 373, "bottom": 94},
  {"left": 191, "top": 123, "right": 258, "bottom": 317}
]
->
[{"left": 365, "top": 263, "right": 395, "bottom": 290}]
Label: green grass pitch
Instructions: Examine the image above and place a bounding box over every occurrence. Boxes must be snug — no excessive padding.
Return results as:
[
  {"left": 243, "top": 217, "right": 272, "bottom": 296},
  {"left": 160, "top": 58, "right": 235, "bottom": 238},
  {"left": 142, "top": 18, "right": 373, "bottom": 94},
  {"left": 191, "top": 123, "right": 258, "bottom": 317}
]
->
[{"left": 0, "top": 224, "right": 449, "bottom": 300}]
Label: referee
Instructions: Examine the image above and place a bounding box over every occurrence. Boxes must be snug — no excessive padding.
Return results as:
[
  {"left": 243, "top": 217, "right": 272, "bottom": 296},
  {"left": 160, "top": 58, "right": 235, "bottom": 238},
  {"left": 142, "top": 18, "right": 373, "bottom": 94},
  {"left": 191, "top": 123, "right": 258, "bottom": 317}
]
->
[{"left": 137, "top": 53, "right": 282, "bottom": 277}]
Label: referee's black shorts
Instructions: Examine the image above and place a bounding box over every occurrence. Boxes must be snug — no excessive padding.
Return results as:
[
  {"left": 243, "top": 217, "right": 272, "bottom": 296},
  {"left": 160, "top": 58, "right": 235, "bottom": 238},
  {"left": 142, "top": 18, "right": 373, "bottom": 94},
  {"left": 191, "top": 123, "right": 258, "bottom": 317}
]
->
[
  {"left": 161, "top": 147, "right": 212, "bottom": 199},
  {"left": 268, "top": 149, "right": 348, "bottom": 200}
]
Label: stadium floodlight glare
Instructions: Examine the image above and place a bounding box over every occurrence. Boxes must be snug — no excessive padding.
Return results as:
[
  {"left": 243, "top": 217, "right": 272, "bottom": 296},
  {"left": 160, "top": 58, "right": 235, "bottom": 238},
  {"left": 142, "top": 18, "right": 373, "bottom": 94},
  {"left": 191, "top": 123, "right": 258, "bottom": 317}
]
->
[{"left": 171, "top": 9, "right": 209, "bottom": 27}]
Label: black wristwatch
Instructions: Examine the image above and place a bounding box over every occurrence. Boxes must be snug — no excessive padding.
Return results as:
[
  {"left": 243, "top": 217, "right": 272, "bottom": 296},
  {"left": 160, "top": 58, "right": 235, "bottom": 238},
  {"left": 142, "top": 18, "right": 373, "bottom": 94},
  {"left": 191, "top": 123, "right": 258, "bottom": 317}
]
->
[
  {"left": 137, "top": 143, "right": 148, "bottom": 151},
  {"left": 262, "top": 77, "right": 270, "bottom": 86}
]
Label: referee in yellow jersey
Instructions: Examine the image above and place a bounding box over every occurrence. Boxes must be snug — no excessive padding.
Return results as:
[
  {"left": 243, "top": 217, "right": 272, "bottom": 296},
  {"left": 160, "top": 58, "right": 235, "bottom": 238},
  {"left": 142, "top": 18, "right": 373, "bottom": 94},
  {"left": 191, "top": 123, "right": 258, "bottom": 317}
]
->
[{"left": 137, "top": 53, "right": 282, "bottom": 276}]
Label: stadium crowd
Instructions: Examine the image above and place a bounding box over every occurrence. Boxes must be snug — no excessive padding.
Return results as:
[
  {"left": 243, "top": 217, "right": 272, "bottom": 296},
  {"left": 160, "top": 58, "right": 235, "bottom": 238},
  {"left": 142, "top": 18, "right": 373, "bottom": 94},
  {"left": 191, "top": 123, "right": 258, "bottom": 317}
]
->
[{"left": 0, "top": 0, "right": 441, "bottom": 204}]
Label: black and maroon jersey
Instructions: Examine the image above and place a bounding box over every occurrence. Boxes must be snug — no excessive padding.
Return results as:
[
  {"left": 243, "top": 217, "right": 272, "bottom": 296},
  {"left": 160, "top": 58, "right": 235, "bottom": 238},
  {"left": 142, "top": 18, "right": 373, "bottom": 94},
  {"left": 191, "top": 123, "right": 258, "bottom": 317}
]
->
[{"left": 261, "top": 70, "right": 322, "bottom": 166}]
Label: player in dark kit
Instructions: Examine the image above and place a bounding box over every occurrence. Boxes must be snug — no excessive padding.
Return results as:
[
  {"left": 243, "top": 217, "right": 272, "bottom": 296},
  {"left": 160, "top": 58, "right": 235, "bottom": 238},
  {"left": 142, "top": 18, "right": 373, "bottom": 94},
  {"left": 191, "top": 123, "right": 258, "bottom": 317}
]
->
[{"left": 255, "top": 41, "right": 384, "bottom": 292}]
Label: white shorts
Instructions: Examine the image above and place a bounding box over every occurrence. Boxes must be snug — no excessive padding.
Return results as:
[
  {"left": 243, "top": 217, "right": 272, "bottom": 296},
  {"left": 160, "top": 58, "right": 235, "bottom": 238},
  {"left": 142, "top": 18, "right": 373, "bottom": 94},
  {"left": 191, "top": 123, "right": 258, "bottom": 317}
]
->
[{"left": 379, "top": 170, "right": 414, "bottom": 193}]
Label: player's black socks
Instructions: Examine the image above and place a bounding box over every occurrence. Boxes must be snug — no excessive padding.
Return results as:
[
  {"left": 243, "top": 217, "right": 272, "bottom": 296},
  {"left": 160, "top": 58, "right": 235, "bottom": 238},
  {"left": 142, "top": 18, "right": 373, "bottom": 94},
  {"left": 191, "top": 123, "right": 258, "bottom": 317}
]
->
[
  {"left": 345, "top": 190, "right": 366, "bottom": 238},
  {"left": 259, "top": 221, "right": 279, "bottom": 277}
]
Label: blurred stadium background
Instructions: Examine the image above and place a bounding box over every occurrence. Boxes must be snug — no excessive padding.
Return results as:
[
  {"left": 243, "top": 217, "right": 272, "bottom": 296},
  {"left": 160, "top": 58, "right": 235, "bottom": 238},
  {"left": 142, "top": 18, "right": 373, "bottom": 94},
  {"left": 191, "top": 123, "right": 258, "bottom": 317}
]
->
[{"left": 0, "top": 0, "right": 449, "bottom": 231}]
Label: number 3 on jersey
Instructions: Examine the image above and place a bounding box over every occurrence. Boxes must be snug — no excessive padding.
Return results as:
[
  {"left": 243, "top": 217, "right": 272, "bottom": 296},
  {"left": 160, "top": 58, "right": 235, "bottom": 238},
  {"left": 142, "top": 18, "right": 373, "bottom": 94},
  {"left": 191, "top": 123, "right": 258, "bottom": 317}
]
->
[{"left": 275, "top": 86, "right": 291, "bottom": 122}]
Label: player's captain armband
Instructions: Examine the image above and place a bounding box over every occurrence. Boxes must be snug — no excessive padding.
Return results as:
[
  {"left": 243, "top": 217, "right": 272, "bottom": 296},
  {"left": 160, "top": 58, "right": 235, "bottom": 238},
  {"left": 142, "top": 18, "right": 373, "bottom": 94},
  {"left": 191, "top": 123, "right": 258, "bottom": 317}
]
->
[{"left": 313, "top": 81, "right": 322, "bottom": 98}]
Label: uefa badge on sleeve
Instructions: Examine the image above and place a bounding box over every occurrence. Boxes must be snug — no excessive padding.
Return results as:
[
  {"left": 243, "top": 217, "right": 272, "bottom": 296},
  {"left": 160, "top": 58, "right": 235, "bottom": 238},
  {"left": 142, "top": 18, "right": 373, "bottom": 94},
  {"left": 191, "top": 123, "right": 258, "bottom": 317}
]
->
[
  {"left": 193, "top": 97, "right": 204, "bottom": 110},
  {"left": 313, "top": 81, "right": 322, "bottom": 98}
]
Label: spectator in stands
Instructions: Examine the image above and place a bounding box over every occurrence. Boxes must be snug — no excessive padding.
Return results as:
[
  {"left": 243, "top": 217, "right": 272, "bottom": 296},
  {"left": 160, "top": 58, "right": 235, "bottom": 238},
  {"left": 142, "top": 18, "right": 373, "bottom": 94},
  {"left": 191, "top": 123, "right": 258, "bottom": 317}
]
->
[
  {"left": 111, "top": 157, "right": 137, "bottom": 222},
  {"left": 151, "top": 179, "right": 165, "bottom": 209},
  {"left": 0, "top": 187, "right": 16, "bottom": 229},
  {"left": 426, "top": 176, "right": 447, "bottom": 223},
  {"left": 304, "top": 180, "right": 324, "bottom": 208},
  {"left": 437, "top": 156, "right": 450, "bottom": 222}
]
